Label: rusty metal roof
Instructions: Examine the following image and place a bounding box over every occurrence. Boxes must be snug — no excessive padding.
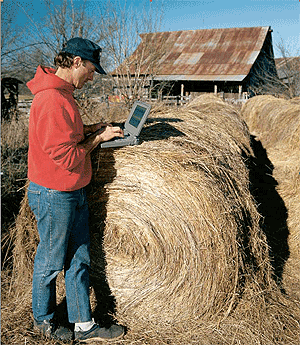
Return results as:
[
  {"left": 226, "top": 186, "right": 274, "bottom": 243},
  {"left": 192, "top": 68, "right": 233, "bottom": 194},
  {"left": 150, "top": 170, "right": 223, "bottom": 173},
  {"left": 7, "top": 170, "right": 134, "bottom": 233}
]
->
[{"left": 114, "top": 26, "right": 272, "bottom": 82}]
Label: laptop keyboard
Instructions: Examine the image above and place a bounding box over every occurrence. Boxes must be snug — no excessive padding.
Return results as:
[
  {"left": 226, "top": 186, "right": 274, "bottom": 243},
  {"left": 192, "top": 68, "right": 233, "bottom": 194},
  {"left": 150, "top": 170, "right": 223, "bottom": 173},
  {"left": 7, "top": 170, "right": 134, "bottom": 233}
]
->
[{"left": 112, "top": 134, "right": 130, "bottom": 142}]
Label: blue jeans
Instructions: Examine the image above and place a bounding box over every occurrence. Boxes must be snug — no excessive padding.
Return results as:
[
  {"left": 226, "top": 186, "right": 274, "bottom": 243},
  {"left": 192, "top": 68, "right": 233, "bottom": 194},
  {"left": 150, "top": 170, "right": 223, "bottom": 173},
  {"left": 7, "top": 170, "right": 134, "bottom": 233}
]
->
[{"left": 27, "top": 182, "right": 92, "bottom": 324}]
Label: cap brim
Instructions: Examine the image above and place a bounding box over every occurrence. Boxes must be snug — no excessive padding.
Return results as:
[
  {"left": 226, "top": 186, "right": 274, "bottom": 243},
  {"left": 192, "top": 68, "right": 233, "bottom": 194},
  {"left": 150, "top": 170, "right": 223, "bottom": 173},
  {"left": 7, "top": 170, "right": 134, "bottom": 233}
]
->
[{"left": 92, "top": 62, "right": 106, "bottom": 75}]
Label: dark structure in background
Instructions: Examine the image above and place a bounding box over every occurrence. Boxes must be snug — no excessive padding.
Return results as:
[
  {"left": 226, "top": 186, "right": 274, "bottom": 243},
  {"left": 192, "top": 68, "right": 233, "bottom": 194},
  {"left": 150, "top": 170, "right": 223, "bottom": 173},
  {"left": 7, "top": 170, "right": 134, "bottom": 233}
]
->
[
  {"left": 113, "top": 26, "right": 278, "bottom": 101},
  {"left": 1, "top": 77, "right": 23, "bottom": 120},
  {"left": 275, "top": 56, "right": 300, "bottom": 98}
]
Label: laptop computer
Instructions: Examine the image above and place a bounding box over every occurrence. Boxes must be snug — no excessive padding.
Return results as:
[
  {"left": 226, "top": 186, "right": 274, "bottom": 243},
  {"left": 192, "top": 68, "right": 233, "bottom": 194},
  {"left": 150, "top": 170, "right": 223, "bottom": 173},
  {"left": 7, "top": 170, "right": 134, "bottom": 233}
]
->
[{"left": 101, "top": 100, "right": 152, "bottom": 148}]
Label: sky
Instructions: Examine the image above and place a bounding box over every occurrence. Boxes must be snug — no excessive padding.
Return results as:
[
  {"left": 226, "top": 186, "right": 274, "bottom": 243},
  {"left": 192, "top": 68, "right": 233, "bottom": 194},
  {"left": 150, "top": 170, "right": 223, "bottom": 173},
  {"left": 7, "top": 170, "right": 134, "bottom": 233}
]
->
[
  {"left": 3, "top": 0, "right": 300, "bottom": 58},
  {"left": 161, "top": 0, "right": 299, "bottom": 57}
]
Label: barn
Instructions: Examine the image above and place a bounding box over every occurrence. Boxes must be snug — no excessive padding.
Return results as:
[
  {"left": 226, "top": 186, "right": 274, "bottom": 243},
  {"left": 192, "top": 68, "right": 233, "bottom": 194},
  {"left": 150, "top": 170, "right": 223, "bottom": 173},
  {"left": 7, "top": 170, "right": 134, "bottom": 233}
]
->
[{"left": 111, "top": 26, "right": 278, "bottom": 102}]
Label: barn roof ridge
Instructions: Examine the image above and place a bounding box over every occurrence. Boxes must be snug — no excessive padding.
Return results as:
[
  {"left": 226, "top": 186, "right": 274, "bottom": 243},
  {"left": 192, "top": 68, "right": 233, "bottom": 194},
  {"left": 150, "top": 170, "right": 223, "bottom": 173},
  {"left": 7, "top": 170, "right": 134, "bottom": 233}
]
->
[{"left": 139, "top": 25, "right": 271, "bottom": 36}]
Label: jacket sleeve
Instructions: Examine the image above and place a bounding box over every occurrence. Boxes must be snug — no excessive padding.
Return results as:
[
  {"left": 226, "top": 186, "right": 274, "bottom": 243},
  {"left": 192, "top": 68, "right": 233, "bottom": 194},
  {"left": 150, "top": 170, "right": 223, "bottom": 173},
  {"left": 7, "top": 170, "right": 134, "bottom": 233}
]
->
[{"left": 35, "top": 101, "right": 87, "bottom": 171}]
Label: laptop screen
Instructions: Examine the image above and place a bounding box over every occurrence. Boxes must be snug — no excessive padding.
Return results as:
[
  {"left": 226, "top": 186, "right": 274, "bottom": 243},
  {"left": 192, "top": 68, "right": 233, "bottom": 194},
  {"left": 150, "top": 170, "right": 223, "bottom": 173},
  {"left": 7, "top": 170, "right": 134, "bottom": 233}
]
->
[
  {"left": 124, "top": 100, "right": 151, "bottom": 137},
  {"left": 101, "top": 100, "right": 151, "bottom": 148},
  {"left": 129, "top": 104, "right": 147, "bottom": 128}
]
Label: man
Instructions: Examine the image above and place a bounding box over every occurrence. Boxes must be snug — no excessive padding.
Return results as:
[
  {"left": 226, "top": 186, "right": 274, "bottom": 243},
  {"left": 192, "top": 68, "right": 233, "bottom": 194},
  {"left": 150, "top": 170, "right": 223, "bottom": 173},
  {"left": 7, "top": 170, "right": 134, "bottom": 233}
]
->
[{"left": 26, "top": 37, "right": 124, "bottom": 342}]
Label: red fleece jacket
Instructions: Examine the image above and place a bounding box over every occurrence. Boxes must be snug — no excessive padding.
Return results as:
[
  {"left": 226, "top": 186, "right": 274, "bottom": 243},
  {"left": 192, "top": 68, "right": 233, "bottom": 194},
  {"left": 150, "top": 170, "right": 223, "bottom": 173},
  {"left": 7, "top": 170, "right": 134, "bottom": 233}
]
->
[{"left": 27, "top": 66, "right": 91, "bottom": 191}]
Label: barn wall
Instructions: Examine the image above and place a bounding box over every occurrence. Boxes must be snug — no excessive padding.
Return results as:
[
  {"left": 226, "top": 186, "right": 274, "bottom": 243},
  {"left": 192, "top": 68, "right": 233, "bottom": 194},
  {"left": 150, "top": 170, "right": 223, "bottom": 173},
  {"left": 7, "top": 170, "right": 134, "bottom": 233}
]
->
[{"left": 245, "top": 30, "right": 278, "bottom": 94}]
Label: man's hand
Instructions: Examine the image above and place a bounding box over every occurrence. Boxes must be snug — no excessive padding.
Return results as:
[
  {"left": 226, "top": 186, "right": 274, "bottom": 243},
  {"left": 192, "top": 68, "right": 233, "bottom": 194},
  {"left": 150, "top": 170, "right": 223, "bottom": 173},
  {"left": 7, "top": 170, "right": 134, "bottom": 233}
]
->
[
  {"left": 80, "top": 124, "right": 124, "bottom": 154},
  {"left": 96, "top": 125, "right": 124, "bottom": 142}
]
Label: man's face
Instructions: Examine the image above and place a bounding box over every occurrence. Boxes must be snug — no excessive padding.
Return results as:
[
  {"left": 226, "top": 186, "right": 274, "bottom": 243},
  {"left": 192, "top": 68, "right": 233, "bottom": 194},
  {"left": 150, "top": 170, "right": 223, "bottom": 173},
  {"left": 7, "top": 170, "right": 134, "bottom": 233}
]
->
[{"left": 73, "top": 59, "right": 96, "bottom": 89}]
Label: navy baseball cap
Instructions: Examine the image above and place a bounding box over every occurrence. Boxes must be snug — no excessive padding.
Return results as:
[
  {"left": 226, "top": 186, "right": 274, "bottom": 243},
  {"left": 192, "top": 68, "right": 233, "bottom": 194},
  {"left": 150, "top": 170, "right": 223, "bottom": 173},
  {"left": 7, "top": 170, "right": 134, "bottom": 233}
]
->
[{"left": 62, "top": 37, "right": 106, "bottom": 74}]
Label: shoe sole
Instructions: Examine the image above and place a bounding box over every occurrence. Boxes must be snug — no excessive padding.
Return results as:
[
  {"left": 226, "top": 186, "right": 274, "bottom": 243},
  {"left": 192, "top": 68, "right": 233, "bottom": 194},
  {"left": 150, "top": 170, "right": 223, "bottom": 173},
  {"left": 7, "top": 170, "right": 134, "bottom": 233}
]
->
[{"left": 77, "top": 330, "right": 124, "bottom": 343}]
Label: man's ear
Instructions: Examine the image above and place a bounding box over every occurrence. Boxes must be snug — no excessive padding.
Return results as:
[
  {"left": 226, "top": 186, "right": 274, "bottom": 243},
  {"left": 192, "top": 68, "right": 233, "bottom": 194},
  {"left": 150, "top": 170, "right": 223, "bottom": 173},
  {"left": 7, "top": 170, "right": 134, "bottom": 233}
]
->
[{"left": 73, "top": 56, "right": 82, "bottom": 69}]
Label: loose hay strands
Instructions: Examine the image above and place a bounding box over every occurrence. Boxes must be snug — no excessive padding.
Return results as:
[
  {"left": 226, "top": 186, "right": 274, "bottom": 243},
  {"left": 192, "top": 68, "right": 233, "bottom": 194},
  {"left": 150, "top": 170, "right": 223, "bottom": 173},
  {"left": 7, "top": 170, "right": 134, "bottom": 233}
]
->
[{"left": 5, "top": 95, "right": 300, "bottom": 344}]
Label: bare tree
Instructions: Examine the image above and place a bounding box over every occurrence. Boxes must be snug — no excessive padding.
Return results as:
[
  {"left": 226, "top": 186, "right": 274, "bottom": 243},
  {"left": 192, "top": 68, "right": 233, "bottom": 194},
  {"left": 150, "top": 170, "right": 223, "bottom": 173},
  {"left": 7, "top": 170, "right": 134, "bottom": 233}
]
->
[
  {"left": 249, "top": 41, "right": 299, "bottom": 98},
  {"left": 275, "top": 41, "right": 300, "bottom": 98},
  {"left": 97, "top": 0, "right": 165, "bottom": 106},
  {"left": 2, "top": 0, "right": 166, "bottom": 104},
  {"left": 1, "top": 0, "right": 103, "bottom": 78},
  {"left": 1, "top": 1, "right": 29, "bottom": 78}
]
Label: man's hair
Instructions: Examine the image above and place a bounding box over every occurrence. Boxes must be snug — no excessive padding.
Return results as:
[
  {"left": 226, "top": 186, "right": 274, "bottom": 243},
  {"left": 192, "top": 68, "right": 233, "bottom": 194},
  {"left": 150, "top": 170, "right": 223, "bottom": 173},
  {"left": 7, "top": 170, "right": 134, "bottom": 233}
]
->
[
  {"left": 54, "top": 51, "right": 89, "bottom": 69},
  {"left": 54, "top": 51, "right": 76, "bottom": 69}
]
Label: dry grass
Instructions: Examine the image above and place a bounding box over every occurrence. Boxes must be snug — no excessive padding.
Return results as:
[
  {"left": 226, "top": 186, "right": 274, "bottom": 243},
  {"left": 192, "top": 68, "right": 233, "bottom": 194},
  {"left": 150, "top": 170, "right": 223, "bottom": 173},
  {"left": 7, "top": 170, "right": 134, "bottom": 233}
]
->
[
  {"left": 1, "top": 115, "right": 29, "bottom": 227},
  {"left": 78, "top": 98, "right": 129, "bottom": 125},
  {"left": 1, "top": 114, "right": 29, "bottom": 284},
  {"left": 3, "top": 95, "right": 300, "bottom": 344}
]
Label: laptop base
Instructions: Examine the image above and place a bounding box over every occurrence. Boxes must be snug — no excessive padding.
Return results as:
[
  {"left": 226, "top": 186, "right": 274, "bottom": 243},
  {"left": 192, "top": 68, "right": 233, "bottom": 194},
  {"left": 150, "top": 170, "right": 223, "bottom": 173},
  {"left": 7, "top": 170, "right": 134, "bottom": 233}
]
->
[{"left": 100, "top": 135, "right": 139, "bottom": 148}]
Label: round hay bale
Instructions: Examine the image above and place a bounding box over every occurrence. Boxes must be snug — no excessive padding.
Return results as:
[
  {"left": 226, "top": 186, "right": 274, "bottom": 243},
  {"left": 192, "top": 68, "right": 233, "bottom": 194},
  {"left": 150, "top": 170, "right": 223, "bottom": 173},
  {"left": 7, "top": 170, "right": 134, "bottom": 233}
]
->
[
  {"left": 269, "top": 148, "right": 300, "bottom": 300},
  {"left": 290, "top": 96, "right": 300, "bottom": 105},
  {"left": 87, "top": 95, "right": 300, "bottom": 343},
  {"left": 240, "top": 95, "right": 279, "bottom": 136},
  {"left": 6, "top": 95, "right": 300, "bottom": 344},
  {"left": 241, "top": 95, "right": 300, "bottom": 150},
  {"left": 280, "top": 172, "right": 300, "bottom": 300},
  {"left": 186, "top": 94, "right": 252, "bottom": 153}
]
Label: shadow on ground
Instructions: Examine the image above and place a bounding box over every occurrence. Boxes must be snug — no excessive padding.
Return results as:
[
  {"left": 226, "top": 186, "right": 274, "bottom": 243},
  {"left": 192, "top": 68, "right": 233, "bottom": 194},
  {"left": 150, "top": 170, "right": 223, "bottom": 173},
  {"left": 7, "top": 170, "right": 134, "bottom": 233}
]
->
[{"left": 247, "top": 135, "right": 289, "bottom": 286}]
